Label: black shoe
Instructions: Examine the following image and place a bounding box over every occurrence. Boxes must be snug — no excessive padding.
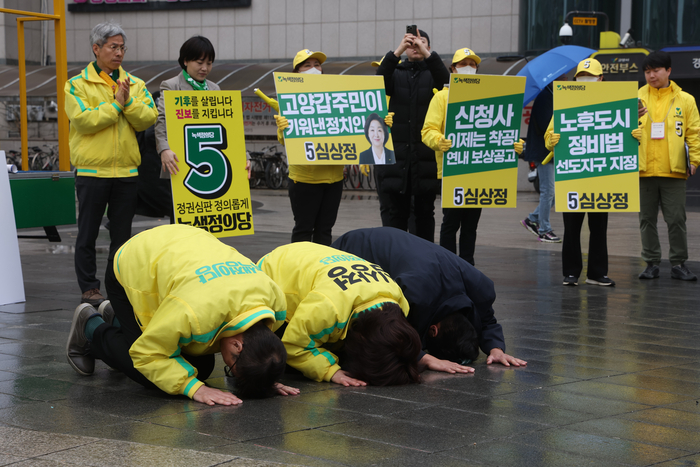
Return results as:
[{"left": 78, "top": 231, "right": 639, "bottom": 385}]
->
[
  {"left": 520, "top": 218, "right": 539, "bottom": 237},
  {"left": 98, "top": 300, "right": 114, "bottom": 326},
  {"left": 671, "top": 263, "right": 697, "bottom": 281},
  {"left": 638, "top": 264, "right": 659, "bottom": 280},
  {"left": 66, "top": 303, "right": 97, "bottom": 376},
  {"left": 563, "top": 275, "right": 578, "bottom": 286},
  {"left": 586, "top": 276, "right": 616, "bottom": 286}
]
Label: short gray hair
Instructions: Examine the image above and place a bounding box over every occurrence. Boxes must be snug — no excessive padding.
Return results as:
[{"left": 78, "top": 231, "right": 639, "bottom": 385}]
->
[{"left": 90, "top": 22, "right": 126, "bottom": 47}]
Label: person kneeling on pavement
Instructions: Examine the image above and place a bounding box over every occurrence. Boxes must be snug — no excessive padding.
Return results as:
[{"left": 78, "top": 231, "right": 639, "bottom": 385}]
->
[
  {"left": 66, "top": 224, "right": 299, "bottom": 405},
  {"left": 332, "top": 227, "right": 526, "bottom": 369},
  {"left": 258, "top": 242, "right": 473, "bottom": 387}
]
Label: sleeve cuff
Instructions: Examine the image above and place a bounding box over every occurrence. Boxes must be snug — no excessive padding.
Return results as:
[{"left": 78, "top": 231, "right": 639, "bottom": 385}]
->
[
  {"left": 323, "top": 364, "right": 342, "bottom": 382},
  {"left": 183, "top": 378, "right": 204, "bottom": 398},
  {"left": 125, "top": 97, "right": 134, "bottom": 107},
  {"left": 111, "top": 102, "right": 123, "bottom": 113}
]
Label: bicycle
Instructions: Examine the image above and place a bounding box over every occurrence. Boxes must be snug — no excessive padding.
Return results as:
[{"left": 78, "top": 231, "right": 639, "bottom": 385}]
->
[
  {"left": 247, "top": 145, "right": 288, "bottom": 189},
  {"left": 343, "top": 165, "right": 363, "bottom": 190},
  {"left": 28, "top": 145, "right": 59, "bottom": 171}
]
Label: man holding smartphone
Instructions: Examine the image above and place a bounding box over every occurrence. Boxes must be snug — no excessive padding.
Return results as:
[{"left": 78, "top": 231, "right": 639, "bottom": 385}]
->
[
  {"left": 375, "top": 26, "right": 450, "bottom": 242},
  {"left": 636, "top": 51, "right": 700, "bottom": 281}
]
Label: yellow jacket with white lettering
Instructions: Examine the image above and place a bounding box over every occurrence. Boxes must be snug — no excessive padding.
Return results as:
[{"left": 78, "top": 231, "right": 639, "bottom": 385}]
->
[
  {"left": 64, "top": 63, "right": 158, "bottom": 178},
  {"left": 113, "top": 225, "right": 287, "bottom": 398},
  {"left": 638, "top": 81, "right": 700, "bottom": 177},
  {"left": 257, "top": 242, "right": 409, "bottom": 382},
  {"left": 421, "top": 88, "right": 449, "bottom": 179}
]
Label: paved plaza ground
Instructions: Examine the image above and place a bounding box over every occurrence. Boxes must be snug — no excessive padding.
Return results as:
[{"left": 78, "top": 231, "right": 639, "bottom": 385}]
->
[{"left": 1, "top": 190, "right": 699, "bottom": 467}]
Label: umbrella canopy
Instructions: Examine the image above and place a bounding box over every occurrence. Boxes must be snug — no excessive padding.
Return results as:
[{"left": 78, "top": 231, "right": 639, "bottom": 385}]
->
[{"left": 517, "top": 45, "right": 597, "bottom": 106}]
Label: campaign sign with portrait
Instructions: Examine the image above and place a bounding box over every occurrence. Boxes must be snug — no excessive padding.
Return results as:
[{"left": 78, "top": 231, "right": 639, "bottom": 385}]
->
[
  {"left": 553, "top": 81, "right": 639, "bottom": 212},
  {"left": 164, "top": 90, "right": 253, "bottom": 238},
  {"left": 274, "top": 73, "right": 393, "bottom": 165},
  {"left": 441, "top": 74, "right": 526, "bottom": 208}
]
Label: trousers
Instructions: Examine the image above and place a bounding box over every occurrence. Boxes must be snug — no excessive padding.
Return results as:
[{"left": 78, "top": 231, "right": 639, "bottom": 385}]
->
[{"left": 562, "top": 212, "right": 608, "bottom": 279}]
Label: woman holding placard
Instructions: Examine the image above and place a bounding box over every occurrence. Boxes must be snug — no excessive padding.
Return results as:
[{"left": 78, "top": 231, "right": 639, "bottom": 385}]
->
[
  {"left": 274, "top": 49, "right": 345, "bottom": 246},
  {"left": 155, "top": 36, "right": 220, "bottom": 177}
]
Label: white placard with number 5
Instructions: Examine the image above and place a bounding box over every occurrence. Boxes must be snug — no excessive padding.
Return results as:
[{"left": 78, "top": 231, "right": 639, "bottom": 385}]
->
[
  {"left": 567, "top": 192, "right": 579, "bottom": 210},
  {"left": 304, "top": 142, "right": 316, "bottom": 161}
]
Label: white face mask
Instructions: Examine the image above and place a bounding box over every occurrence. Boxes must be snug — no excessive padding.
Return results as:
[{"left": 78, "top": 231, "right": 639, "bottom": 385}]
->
[
  {"left": 455, "top": 66, "right": 477, "bottom": 75},
  {"left": 299, "top": 67, "right": 322, "bottom": 75},
  {"left": 576, "top": 76, "right": 599, "bottom": 82}
]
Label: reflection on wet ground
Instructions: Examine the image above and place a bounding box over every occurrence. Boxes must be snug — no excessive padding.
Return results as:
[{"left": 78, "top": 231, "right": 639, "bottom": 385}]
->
[{"left": 1, "top": 193, "right": 699, "bottom": 466}]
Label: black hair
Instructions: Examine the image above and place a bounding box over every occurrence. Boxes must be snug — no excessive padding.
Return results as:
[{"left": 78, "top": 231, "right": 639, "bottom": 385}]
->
[
  {"left": 178, "top": 36, "right": 216, "bottom": 70},
  {"left": 232, "top": 321, "right": 286, "bottom": 399},
  {"left": 363, "top": 113, "right": 389, "bottom": 145},
  {"left": 642, "top": 51, "right": 671, "bottom": 72},
  {"left": 342, "top": 303, "right": 421, "bottom": 386},
  {"left": 418, "top": 29, "right": 430, "bottom": 46},
  {"left": 425, "top": 312, "right": 479, "bottom": 364}
]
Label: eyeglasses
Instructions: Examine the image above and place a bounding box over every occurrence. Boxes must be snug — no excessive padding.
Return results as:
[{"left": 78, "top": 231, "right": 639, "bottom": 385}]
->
[
  {"left": 223, "top": 347, "right": 243, "bottom": 377},
  {"left": 103, "top": 44, "right": 127, "bottom": 53}
]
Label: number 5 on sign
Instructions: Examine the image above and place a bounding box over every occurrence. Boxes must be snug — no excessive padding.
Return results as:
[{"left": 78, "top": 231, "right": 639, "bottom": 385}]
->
[{"left": 164, "top": 90, "right": 254, "bottom": 238}]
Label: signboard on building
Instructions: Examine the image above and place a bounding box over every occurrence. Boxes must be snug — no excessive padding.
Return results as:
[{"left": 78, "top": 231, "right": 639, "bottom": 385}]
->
[
  {"left": 591, "top": 48, "right": 650, "bottom": 83},
  {"left": 69, "top": 0, "right": 251, "bottom": 13}
]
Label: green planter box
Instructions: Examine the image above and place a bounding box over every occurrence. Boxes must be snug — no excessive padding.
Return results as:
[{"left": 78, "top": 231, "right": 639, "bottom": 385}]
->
[{"left": 9, "top": 172, "right": 76, "bottom": 229}]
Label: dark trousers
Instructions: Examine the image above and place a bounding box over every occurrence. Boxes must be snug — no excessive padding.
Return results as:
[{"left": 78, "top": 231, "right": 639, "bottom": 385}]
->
[
  {"left": 89, "top": 262, "right": 215, "bottom": 390},
  {"left": 289, "top": 180, "right": 343, "bottom": 245},
  {"left": 562, "top": 212, "right": 608, "bottom": 279},
  {"left": 440, "top": 207, "right": 482, "bottom": 266},
  {"left": 74, "top": 177, "right": 138, "bottom": 293},
  {"left": 639, "top": 177, "right": 688, "bottom": 265},
  {"left": 386, "top": 183, "right": 436, "bottom": 242}
]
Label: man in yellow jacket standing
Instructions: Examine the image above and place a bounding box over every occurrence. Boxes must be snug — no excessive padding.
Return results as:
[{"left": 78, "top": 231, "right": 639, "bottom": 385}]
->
[
  {"left": 65, "top": 22, "right": 158, "bottom": 305},
  {"left": 637, "top": 51, "right": 700, "bottom": 281},
  {"left": 65, "top": 225, "right": 298, "bottom": 405}
]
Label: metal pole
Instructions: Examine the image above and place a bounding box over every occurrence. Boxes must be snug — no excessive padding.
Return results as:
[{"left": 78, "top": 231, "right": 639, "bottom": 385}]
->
[{"left": 53, "top": 0, "right": 69, "bottom": 171}]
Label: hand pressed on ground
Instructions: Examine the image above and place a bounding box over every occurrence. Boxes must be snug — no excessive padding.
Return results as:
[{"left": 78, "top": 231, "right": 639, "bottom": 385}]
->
[
  {"left": 486, "top": 348, "right": 527, "bottom": 367},
  {"left": 331, "top": 369, "right": 367, "bottom": 387},
  {"left": 193, "top": 385, "right": 242, "bottom": 406}
]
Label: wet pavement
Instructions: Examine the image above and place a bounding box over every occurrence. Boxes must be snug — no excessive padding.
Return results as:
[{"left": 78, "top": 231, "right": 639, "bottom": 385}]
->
[{"left": 1, "top": 190, "right": 700, "bottom": 467}]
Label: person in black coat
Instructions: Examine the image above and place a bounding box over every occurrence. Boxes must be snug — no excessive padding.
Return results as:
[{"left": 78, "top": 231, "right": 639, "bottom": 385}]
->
[
  {"left": 375, "top": 29, "right": 450, "bottom": 242},
  {"left": 359, "top": 113, "right": 395, "bottom": 165},
  {"left": 332, "top": 227, "right": 526, "bottom": 368}
]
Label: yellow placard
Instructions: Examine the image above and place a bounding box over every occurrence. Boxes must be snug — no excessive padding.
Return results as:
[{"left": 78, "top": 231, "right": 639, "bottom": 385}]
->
[
  {"left": 573, "top": 17, "right": 597, "bottom": 26},
  {"left": 164, "top": 90, "right": 253, "bottom": 237},
  {"left": 441, "top": 74, "right": 526, "bottom": 208},
  {"left": 274, "top": 73, "right": 393, "bottom": 165},
  {"left": 553, "top": 81, "right": 639, "bottom": 212}
]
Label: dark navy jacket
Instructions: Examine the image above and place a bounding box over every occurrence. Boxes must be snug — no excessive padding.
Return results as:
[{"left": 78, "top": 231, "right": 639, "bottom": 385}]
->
[
  {"left": 375, "top": 51, "right": 449, "bottom": 195},
  {"left": 331, "top": 227, "right": 505, "bottom": 355},
  {"left": 523, "top": 84, "right": 554, "bottom": 163}
]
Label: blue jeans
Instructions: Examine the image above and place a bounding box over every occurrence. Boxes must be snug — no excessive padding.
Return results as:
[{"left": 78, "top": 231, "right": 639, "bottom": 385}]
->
[{"left": 527, "top": 161, "right": 555, "bottom": 234}]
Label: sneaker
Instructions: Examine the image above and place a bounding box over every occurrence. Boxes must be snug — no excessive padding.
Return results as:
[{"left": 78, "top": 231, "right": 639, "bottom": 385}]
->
[
  {"left": 81, "top": 288, "right": 105, "bottom": 306},
  {"left": 638, "top": 263, "right": 660, "bottom": 280},
  {"left": 538, "top": 231, "right": 562, "bottom": 243},
  {"left": 66, "top": 303, "right": 97, "bottom": 376},
  {"left": 98, "top": 300, "right": 114, "bottom": 326},
  {"left": 671, "top": 263, "right": 697, "bottom": 281},
  {"left": 563, "top": 275, "right": 578, "bottom": 286},
  {"left": 520, "top": 218, "right": 539, "bottom": 237},
  {"left": 586, "top": 276, "right": 616, "bottom": 286}
]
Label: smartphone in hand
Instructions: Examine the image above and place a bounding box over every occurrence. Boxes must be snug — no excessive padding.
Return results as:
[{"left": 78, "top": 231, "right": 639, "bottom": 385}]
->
[{"left": 406, "top": 24, "right": 417, "bottom": 36}]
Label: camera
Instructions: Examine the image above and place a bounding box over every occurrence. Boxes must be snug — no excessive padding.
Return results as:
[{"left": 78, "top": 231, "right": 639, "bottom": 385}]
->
[{"left": 559, "top": 22, "right": 573, "bottom": 45}]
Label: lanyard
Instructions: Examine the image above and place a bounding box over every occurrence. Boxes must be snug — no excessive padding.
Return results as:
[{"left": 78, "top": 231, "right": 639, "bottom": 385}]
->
[{"left": 648, "top": 97, "right": 675, "bottom": 124}]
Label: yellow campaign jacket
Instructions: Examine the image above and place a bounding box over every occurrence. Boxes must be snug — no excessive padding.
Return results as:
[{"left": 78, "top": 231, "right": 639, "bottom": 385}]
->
[
  {"left": 638, "top": 81, "right": 700, "bottom": 178},
  {"left": 257, "top": 242, "right": 409, "bottom": 382},
  {"left": 114, "top": 224, "right": 287, "bottom": 398},
  {"left": 64, "top": 63, "right": 158, "bottom": 178},
  {"left": 421, "top": 88, "right": 449, "bottom": 179}
]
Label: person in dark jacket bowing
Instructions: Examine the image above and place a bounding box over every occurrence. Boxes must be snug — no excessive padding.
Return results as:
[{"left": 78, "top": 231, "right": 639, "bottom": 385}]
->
[
  {"left": 376, "top": 29, "right": 450, "bottom": 242},
  {"left": 332, "top": 227, "right": 526, "bottom": 368}
]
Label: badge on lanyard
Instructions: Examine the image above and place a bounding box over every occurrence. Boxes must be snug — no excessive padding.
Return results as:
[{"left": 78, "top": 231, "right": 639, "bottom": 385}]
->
[{"left": 651, "top": 122, "right": 665, "bottom": 140}]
